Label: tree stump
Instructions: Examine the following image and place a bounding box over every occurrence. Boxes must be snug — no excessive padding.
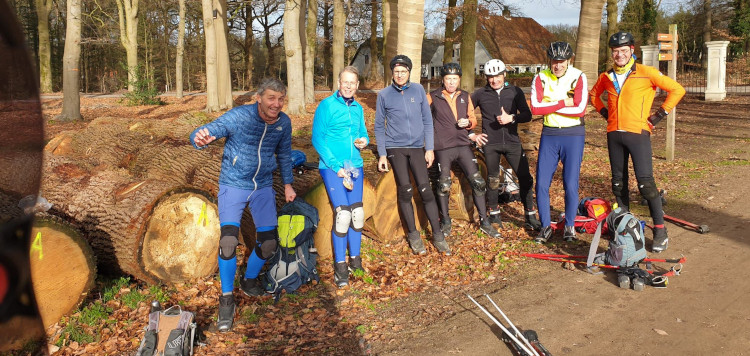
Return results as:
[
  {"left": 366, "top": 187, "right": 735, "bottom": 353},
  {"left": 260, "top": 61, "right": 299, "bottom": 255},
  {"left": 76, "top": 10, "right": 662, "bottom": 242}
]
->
[{"left": 29, "top": 216, "right": 96, "bottom": 328}]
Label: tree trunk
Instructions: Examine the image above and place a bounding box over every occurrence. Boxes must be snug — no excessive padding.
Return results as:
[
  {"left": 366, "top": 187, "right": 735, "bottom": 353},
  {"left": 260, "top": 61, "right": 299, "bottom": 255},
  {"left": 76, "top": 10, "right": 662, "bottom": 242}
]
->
[
  {"left": 285, "top": 0, "right": 306, "bottom": 114},
  {"left": 397, "top": 0, "right": 425, "bottom": 84},
  {"left": 214, "top": 0, "right": 233, "bottom": 110},
  {"left": 244, "top": 3, "right": 254, "bottom": 89},
  {"left": 305, "top": 0, "right": 317, "bottom": 102},
  {"left": 367, "top": 0, "right": 382, "bottom": 85},
  {"left": 575, "top": 0, "right": 606, "bottom": 90},
  {"left": 606, "top": 0, "right": 618, "bottom": 42},
  {"left": 367, "top": 170, "right": 428, "bottom": 244},
  {"left": 703, "top": 0, "right": 712, "bottom": 66},
  {"left": 332, "top": 0, "right": 346, "bottom": 91},
  {"left": 322, "top": 1, "right": 332, "bottom": 86},
  {"left": 176, "top": 0, "right": 186, "bottom": 98},
  {"left": 116, "top": 0, "right": 139, "bottom": 92},
  {"left": 35, "top": 0, "right": 52, "bottom": 93},
  {"left": 443, "top": 0, "right": 457, "bottom": 63},
  {"left": 60, "top": 0, "right": 82, "bottom": 121},
  {"left": 460, "top": 0, "right": 477, "bottom": 92},
  {"left": 382, "top": 0, "right": 397, "bottom": 86},
  {"left": 30, "top": 215, "right": 96, "bottom": 328},
  {"left": 202, "top": 0, "right": 219, "bottom": 111}
]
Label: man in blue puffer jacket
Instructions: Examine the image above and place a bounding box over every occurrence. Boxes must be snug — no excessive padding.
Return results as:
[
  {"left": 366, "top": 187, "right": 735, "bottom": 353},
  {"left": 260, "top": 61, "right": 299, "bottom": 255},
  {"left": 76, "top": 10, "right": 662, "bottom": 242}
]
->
[
  {"left": 312, "top": 66, "right": 369, "bottom": 288},
  {"left": 189, "top": 78, "right": 296, "bottom": 332}
]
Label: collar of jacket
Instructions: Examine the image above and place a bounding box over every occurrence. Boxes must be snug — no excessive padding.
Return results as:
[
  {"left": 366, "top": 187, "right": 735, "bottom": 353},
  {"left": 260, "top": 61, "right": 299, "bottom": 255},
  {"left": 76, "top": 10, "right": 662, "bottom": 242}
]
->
[
  {"left": 432, "top": 87, "right": 462, "bottom": 100},
  {"left": 391, "top": 80, "right": 411, "bottom": 92},
  {"left": 483, "top": 82, "right": 510, "bottom": 93},
  {"left": 335, "top": 90, "right": 357, "bottom": 106},
  {"left": 607, "top": 62, "right": 639, "bottom": 82}
]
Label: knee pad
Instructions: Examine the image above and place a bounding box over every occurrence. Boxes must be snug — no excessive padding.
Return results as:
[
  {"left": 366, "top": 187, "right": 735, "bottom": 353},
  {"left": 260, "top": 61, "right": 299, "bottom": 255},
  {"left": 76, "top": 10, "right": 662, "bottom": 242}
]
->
[
  {"left": 334, "top": 205, "right": 352, "bottom": 237},
  {"left": 488, "top": 175, "right": 501, "bottom": 190},
  {"left": 469, "top": 171, "right": 486, "bottom": 196},
  {"left": 417, "top": 183, "right": 435, "bottom": 204},
  {"left": 637, "top": 178, "right": 659, "bottom": 200},
  {"left": 350, "top": 202, "right": 365, "bottom": 231},
  {"left": 255, "top": 228, "right": 278, "bottom": 260},
  {"left": 611, "top": 178, "right": 626, "bottom": 198},
  {"left": 397, "top": 184, "right": 413, "bottom": 205},
  {"left": 437, "top": 176, "right": 452, "bottom": 197},
  {"left": 219, "top": 225, "right": 240, "bottom": 259}
]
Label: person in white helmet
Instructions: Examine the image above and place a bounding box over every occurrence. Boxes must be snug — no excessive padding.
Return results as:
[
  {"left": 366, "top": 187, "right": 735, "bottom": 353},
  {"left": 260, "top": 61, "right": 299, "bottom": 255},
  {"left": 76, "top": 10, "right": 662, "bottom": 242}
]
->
[{"left": 471, "top": 59, "right": 541, "bottom": 237}]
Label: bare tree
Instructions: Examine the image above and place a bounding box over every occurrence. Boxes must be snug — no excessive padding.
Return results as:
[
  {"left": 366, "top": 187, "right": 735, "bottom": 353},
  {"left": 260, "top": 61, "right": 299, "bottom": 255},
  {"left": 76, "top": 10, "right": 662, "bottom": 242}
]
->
[
  {"left": 60, "top": 0, "right": 82, "bottom": 121},
  {"left": 332, "top": 0, "right": 347, "bottom": 91},
  {"left": 176, "top": 0, "right": 186, "bottom": 97},
  {"left": 575, "top": 0, "right": 606, "bottom": 90},
  {"left": 202, "top": 0, "right": 233, "bottom": 111},
  {"left": 382, "top": 0, "right": 397, "bottom": 86},
  {"left": 367, "top": 0, "right": 382, "bottom": 84},
  {"left": 305, "top": 0, "right": 317, "bottom": 102},
  {"left": 460, "top": 0, "right": 477, "bottom": 92},
  {"left": 284, "top": 0, "right": 305, "bottom": 114},
  {"left": 35, "top": 0, "right": 53, "bottom": 93},
  {"left": 115, "top": 0, "right": 139, "bottom": 92},
  {"left": 443, "top": 0, "right": 457, "bottom": 63}
]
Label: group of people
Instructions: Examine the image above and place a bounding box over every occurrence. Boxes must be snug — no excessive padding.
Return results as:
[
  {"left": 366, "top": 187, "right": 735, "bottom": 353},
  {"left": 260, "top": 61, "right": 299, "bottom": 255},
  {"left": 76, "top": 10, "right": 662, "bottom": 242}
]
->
[{"left": 190, "top": 31, "right": 684, "bottom": 331}]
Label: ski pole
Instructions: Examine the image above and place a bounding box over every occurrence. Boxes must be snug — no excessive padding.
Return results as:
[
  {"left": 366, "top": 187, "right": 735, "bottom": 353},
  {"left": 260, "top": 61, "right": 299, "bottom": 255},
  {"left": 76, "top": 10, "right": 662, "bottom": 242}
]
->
[
  {"left": 521, "top": 254, "right": 683, "bottom": 277},
  {"left": 518, "top": 252, "right": 686, "bottom": 264},
  {"left": 466, "top": 294, "right": 537, "bottom": 356},
  {"left": 484, "top": 294, "right": 540, "bottom": 356}
]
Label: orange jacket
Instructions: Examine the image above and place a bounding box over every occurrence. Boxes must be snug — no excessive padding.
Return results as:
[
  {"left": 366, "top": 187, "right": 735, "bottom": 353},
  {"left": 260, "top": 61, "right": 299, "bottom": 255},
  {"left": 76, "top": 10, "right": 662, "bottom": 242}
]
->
[{"left": 590, "top": 63, "right": 685, "bottom": 134}]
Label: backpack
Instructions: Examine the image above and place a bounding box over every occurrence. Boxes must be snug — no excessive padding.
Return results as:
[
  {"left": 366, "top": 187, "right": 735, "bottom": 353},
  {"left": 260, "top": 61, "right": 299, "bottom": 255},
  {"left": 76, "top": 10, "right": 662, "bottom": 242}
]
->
[
  {"left": 587, "top": 207, "right": 647, "bottom": 269},
  {"left": 264, "top": 199, "right": 320, "bottom": 300},
  {"left": 135, "top": 305, "right": 196, "bottom": 356},
  {"left": 554, "top": 197, "right": 612, "bottom": 233}
]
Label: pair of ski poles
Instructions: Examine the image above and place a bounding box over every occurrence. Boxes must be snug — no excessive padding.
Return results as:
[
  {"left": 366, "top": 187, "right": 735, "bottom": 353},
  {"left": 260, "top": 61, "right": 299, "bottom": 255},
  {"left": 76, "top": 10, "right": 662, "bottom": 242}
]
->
[
  {"left": 467, "top": 294, "right": 551, "bottom": 356},
  {"left": 515, "top": 252, "right": 685, "bottom": 277}
]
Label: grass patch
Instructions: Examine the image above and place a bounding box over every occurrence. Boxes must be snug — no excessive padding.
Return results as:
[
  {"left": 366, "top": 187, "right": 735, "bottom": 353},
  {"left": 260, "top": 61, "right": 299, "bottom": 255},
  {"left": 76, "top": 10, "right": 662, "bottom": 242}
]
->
[
  {"left": 356, "top": 324, "right": 371, "bottom": 334},
  {"left": 122, "top": 289, "right": 148, "bottom": 309},
  {"left": 102, "top": 276, "right": 130, "bottom": 303},
  {"left": 717, "top": 159, "right": 750, "bottom": 166}
]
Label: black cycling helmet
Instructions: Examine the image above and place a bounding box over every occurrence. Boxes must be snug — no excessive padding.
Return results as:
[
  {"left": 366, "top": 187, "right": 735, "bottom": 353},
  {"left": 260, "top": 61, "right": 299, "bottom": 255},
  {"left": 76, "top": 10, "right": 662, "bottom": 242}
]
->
[
  {"left": 440, "top": 62, "right": 462, "bottom": 77},
  {"left": 547, "top": 41, "right": 573, "bottom": 60},
  {"left": 390, "top": 54, "right": 412, "bottom": 71},
  {"left": 609, "top": 32, "right": 635, "bottom": 48}
]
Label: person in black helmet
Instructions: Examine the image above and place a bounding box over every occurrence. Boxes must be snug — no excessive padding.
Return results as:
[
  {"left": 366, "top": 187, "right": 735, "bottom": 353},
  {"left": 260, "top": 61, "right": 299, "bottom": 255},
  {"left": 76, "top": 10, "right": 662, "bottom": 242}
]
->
[
  {"left": 374, "top": 54, "right": 451, "bottom": 256},
  {"left": 590, "top": 32, "right": 685, "bottom": 253},
  {"left": 471, "top": 59, "right": 542, "bottom": 236},
  {"left": 530, "top": 41, "right": 589, "bottom": 243},
  {"left": 426, "top": 63, "right": 501, "bottom": 239}
]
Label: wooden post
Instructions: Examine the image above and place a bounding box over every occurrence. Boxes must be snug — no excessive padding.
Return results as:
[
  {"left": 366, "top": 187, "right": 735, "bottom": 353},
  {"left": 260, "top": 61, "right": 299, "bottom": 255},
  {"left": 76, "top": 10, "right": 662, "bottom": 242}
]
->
[{"left": 666, "top": 24, "right": 677, "bottom": 161}]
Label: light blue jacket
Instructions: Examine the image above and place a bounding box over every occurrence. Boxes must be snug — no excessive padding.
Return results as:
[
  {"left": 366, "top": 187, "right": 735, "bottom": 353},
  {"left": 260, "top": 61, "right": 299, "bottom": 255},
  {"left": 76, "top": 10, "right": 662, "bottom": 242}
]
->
[
  {"left": 312, "top": 92, "right": 368, "bottom": 171},
  {"left": 189, "top": 103, "right": 293, "bottom": 190},
  {"left": 374, "top": 82, "right": 434, "bottom": 157}
]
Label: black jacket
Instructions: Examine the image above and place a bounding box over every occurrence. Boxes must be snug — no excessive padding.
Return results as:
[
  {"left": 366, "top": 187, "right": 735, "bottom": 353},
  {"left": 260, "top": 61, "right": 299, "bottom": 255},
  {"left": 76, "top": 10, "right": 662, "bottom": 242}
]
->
[
  {"left": 471, "top": 83, "right": 531, "bottom": 145},
  {"left": 429, "top": 88, "right": 472, "bottom": 151}
]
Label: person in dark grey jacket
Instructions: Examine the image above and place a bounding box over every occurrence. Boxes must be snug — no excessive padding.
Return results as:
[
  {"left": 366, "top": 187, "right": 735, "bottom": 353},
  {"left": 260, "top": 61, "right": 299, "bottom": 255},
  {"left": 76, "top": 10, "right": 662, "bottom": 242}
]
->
[
  {"left": 190, "top": 78, "right": 296, "bottom": 332},
  {"left": 374, "top": 54, "right": 450, "bottom": 256}
]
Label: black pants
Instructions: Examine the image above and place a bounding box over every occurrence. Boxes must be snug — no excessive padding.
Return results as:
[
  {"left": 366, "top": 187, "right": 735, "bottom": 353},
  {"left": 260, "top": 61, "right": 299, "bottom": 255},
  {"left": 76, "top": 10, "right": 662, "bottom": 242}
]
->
[
  {"left": 435, "top": 146, "right": 487, "bottom": 222},
  {"left": 483, "top": 143, "right": 534, "bottom": 211},
  {"left": 607, "top": 130, "right": 664, "bottom": 225},
  {"left": 386, "top": 147, "right": 441, "bottom": 235}
]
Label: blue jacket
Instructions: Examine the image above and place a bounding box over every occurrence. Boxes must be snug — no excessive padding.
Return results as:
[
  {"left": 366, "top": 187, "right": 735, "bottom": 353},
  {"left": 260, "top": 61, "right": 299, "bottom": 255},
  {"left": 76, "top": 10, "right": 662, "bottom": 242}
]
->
[
  {"left": 374, "top": 82, "right": 434, "bottom": 157},
  {"left": 311, "top": 91, "right": 369, "bottom": 171},
  {"left": 189, "top": 103, "right": 293, "bottom": 190}
]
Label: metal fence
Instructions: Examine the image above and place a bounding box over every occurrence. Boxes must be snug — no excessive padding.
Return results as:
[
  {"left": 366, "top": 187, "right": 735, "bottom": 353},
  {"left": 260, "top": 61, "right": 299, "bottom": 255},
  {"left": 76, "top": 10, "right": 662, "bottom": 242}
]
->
[{"left": 667, "top": 51, "right": 750, "bottom": 96}]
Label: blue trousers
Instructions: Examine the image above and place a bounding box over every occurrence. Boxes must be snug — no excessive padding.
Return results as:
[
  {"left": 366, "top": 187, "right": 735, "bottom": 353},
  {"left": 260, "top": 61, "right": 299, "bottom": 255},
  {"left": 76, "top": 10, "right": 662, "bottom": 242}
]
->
[
  {"left": 535, "top": 134, "right": 585, "bottom": 227},
  {"left": 320, "top": 167, "right": 364, "bottom": 263}
]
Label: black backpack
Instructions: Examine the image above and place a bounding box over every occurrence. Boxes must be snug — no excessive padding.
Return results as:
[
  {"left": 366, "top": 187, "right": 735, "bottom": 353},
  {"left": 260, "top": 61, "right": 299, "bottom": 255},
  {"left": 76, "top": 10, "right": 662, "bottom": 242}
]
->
[{"left": 135, "top": 305, "right": 196, "bottom": 356}]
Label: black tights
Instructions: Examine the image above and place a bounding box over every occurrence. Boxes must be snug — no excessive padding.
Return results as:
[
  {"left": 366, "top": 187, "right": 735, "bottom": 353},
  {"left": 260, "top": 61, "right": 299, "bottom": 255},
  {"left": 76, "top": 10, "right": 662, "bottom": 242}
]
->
[{"left": 387, "top": 147, "right": 441, "bottom": 235}]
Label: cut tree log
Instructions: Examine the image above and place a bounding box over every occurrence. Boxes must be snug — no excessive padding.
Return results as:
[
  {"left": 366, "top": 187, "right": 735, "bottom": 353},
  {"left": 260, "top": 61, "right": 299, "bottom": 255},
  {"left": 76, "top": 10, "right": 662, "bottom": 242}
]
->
[
  {"left": 41, "top": 154, "right": 220, "bottom": 284},
  {"left": 366, "top": 170, "right": 430, "bottom": 244},
  {"left": 29, "top": 215, "right": 96, "bottom": 328}
]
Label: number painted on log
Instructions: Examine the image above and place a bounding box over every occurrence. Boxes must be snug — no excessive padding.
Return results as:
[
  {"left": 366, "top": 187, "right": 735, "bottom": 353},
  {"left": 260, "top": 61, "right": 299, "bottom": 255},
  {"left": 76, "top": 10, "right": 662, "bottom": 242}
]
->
[
  {"left": 197, "top": 202, "right": 207, "bottom": 227},
  {"left": 30, "top": 231, "right": 43, "bottom": 260}
]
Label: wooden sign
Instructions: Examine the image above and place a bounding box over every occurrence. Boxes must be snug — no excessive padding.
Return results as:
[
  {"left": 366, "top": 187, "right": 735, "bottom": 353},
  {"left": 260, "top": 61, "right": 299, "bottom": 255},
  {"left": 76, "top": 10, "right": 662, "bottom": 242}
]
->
[
  {"left": 659, "top": 53, "right": 673, "bottom": 61},
  {"left": 657, "top": 33, "right": 673, "bottom": 41},
  {"left": 659, "top": 43, "right": 673, "bottom": 51}
]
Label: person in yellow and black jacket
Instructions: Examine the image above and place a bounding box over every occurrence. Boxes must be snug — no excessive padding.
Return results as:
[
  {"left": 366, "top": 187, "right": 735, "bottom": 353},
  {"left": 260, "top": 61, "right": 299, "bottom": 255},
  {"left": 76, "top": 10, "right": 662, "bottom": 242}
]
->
[
  {"left": 530, "top": 42, "right": 589, "bottom": 244},
  {"left": 428, "top": 63, "right": 501, "bottom": 239},
  {"left": 471, "top": 59, "right": 542, "bottom": 236},
  {"left": 590, "top": 32, "right": 685, "bottom": 253}
]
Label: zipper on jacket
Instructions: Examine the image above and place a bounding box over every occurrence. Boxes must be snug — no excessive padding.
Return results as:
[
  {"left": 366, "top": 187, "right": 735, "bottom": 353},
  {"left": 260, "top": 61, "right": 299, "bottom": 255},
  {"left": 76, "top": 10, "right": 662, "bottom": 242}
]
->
[{"left": 253, "top": 124, "right": 268, "bottom": 191}]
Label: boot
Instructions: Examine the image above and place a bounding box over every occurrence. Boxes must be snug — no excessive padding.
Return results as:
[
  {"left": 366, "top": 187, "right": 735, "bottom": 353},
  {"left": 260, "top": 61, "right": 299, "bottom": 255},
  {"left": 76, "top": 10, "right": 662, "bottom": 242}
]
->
[
  {"left": 217, "top": 294, "right": 235, "bottom": 332},
  {"left": 534, "top": 226, "right": 553, "bottom": 244},
  {"left": 348, "top": 256, "right": 364, "bottom": 276},
  {"left": 432, "top": 231, "right": 451, "bottom": 255},
  {"left": 480, "top": 219, "right": 502, "bottom": 239},
  {"left": 524, "top": 210, "right": 541, "bottom": 231},
  {"left": 563, "top": 226, "right": 577, "bottom": 242},
  {"left": 407, "top": 231, "right": 427, "bottom": 255},
  {"left": 488, "top": 206, "right": 503, "bottom": 226},
  {"left": 440, "top": 217, "right": 452, "bottom": 237},
  {"left": 652, "top": 226, "right": 668, "bottom": 253},
  {"left": 333, "top": 261, "right": 349, "bottom": 288}
]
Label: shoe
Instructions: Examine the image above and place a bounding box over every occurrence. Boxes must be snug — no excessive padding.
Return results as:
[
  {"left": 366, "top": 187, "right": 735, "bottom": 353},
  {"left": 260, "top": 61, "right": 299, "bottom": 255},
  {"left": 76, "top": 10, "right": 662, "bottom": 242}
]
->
[
  {"left": 217, "top": 294, "right": 235, "bottom": 332},
  {"left": 632, "top": 277, "right": 645, "bottom": 291},
  {"left": 617, "top": 274, "right": 631, "bottom": 289},
  {"left": 440, "top": 217, "right": 452, "bottom": 236},
  {"left": 240, "top": 277, "right": 265, "bottom": 297},
  {"left": 348, "top": 256, "right": 364, "bottom": 275},
  {"left": 480, "top": 219, "right": 502, "bottom": 239},
  {"left": 432, "top": 232, "right": 452, "bottom": 255},
  {"left": 334, "top": 261, "right": 349, "bottom": 288},
  {"left": 534, "top": 226, "right": 553, "bottom": 244},
  {"left": 524, "top": 211, "right": 542, "bottom": 231},
  {"left": 652, "top": 227, "right": 668, "bottom": 253},
  {"left": 488, "top": 208, "right": 503, "bottom": 226},
  {"left": 563, "top": 226, "right": 577, "bottom": 242},
  {"left": 407, "top": 231, "right": 427, "bottom": 255}
]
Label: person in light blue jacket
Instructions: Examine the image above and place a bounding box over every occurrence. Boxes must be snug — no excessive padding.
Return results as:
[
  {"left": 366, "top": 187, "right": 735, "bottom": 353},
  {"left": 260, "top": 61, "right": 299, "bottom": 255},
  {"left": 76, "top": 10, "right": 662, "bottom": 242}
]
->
[
  {"left": 189, "top": 78, "right": 296, "bottom": 332},
  {"left": 312, "top": 66, "right": 369, "bottom": 288}
]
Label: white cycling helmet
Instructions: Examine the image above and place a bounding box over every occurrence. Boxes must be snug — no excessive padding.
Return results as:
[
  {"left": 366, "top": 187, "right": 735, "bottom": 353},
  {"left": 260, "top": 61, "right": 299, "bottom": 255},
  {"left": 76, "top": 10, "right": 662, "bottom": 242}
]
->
[{"left": 484, "top": 59, "right": 507, "bottom": 76}]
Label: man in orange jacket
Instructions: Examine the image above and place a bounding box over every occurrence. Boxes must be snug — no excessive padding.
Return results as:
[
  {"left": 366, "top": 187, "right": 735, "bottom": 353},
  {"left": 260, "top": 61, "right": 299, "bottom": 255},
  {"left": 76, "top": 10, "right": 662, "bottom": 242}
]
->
[{"left": 590, "top": 32, "right": 685, "bottom": 253}]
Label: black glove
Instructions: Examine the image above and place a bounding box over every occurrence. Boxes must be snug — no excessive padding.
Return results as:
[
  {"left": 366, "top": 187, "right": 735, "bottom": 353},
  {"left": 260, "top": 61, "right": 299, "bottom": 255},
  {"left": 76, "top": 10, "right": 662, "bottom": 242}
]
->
[
  {"left": 599, "top": 108, "right": 608, "bottom": 119},
  {"left": 648, "top": 107, "right": 668, "bottom": 126}
]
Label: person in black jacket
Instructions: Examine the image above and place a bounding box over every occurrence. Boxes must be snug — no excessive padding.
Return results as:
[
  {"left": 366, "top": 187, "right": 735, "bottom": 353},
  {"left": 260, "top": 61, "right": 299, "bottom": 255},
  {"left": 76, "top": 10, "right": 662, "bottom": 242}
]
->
[{"left": 471, "top": 59, "right": 541, "bottom": 234}]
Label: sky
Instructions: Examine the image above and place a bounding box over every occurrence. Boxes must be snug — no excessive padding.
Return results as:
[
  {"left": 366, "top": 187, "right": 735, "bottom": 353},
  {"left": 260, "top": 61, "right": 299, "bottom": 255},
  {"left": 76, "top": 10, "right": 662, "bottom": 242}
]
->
[{"left": 515, "top": 0, "right": 581, "bottom": 27}]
